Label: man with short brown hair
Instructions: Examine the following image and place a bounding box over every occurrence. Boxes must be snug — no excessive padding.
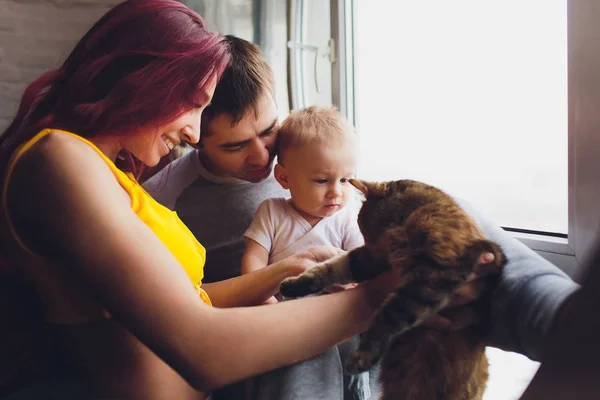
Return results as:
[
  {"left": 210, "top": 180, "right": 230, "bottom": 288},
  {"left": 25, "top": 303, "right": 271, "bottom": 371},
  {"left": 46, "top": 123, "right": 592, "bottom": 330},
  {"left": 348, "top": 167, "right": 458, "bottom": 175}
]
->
[
  {"left": 145, "top": 34, "right": 579, "bottom": 400},
  {"left": 145, "top": 35, "right": 285, "bottom": 283},
  {"left": 144, "top": 35, "right": 374, "bottom": 400}
]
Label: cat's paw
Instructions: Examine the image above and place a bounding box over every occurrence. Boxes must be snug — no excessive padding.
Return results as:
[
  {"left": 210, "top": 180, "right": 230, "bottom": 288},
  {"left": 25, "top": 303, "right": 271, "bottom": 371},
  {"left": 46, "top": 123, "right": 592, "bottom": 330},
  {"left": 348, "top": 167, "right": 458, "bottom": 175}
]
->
[
  {"left": 280, "top": 275, "right": 324, "bottom": 298},
  {"left": 345, "top": 347, "right": 380, "bottom": 374}
]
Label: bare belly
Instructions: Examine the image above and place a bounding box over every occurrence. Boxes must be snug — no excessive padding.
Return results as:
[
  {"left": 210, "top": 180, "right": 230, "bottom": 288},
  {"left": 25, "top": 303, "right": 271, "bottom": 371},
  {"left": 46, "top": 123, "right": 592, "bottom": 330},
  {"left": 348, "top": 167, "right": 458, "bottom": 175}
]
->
[{"left": 54, "top": 320, "right": 208, "bottom": 400}]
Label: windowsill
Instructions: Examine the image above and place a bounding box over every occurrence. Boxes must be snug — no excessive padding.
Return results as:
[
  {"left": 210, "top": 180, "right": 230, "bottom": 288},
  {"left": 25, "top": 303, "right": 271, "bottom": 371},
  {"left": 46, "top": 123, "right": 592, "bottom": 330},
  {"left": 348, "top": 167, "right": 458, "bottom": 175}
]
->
[
  {"left": 484, "top": 347, "right": 540, "bottom": 400},
  {"left": 511, "top": 231, "right": 573, "bottom": 255},
  {"left": 509, "top": 231, "right": 580, "bottom": 281}
]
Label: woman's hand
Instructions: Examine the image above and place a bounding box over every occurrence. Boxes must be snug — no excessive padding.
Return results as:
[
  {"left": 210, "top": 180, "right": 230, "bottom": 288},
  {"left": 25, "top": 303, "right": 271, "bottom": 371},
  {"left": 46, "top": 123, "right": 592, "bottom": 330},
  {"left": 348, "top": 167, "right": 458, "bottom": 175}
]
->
[
  {"left": 283, "top": 246, "right": 347, "bottom": 276},
  {"left": 423, "top": 252, "right": 502, "bottom": 331}
]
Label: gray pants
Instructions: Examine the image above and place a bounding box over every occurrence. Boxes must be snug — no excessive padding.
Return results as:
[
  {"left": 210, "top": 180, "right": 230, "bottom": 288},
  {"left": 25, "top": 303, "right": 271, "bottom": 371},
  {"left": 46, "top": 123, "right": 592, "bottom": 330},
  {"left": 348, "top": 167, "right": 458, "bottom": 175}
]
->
[{"left": 249, "top": 337, "right": 376, "bottom": 400}]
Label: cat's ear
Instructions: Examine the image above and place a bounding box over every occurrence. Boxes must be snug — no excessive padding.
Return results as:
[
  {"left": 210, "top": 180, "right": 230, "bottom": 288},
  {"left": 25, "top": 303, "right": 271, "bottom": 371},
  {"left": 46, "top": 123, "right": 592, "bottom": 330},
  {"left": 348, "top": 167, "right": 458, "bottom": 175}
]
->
[
  {"left": 274, "top": 163, "right": 290, "bottom": 189},
  {"left": 349, "top": 179, "right": 388, "bottom": 197}
]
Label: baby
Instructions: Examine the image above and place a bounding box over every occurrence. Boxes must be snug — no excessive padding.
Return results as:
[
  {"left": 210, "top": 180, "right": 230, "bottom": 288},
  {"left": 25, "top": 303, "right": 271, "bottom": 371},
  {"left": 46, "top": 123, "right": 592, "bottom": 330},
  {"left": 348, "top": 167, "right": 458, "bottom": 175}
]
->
[
  {"left": 241, "top": 105, "right": 364, "bottom": 293},
  {"left": 241, "top": 105, "right": 370, "bottom": 399}
]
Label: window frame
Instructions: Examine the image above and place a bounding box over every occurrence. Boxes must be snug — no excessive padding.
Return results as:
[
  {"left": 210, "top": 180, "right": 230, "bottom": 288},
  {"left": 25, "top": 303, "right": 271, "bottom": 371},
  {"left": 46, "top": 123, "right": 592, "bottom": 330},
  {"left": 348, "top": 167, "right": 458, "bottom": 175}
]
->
[{"left": 328, "top": 0, "right": 600, "bottom": 281}]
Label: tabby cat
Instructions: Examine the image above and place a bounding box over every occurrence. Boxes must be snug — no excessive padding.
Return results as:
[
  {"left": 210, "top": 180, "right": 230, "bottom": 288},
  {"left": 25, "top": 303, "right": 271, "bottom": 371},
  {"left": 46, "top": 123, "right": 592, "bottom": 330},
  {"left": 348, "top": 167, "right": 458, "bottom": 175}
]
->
[{"left": 280, "top": 179, "right": 506, "bottom": 400}]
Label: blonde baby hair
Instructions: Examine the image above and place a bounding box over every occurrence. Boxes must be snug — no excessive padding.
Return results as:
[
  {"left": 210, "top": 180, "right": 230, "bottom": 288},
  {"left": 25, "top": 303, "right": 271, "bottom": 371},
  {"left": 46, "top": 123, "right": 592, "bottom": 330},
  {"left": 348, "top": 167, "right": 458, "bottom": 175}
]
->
[{"left": 277, "top": 105, "right": 356, "bottom": 164}]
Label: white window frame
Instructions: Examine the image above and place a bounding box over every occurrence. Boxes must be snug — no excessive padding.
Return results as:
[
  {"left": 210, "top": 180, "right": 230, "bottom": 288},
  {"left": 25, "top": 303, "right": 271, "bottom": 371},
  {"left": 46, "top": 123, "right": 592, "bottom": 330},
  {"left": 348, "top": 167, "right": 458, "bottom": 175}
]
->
[{"left": 327, "top": 0, "right": 600, "bottom": 281}]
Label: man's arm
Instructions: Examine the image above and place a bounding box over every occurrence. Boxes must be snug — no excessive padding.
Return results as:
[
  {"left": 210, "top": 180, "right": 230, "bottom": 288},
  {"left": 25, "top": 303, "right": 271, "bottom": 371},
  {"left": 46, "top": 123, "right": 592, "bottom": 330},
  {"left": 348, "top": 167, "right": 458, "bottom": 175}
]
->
[{"left": 457, "top": 198, "right": 580, "bottom": 361}]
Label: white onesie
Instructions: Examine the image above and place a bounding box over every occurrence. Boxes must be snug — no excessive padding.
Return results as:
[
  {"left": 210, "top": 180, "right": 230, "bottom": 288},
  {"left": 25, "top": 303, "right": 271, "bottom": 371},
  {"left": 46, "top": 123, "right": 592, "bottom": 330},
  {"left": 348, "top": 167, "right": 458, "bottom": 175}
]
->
[{"left": 243, "top": 197, "right": 364, "bottom": 263}]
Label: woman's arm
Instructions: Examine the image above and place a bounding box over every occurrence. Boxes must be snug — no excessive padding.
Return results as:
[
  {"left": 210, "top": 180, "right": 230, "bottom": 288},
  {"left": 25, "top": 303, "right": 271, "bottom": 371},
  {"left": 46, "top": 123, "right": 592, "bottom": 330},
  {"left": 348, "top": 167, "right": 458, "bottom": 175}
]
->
[
  {"left": 456, "top": 198, "right": 580, "bottom": 361},
  {"left": 206, "top": 239, "right": 292, "bottom": 307},
  {"left": 8, "top": 133, "right": 392, "bottom": 391}
]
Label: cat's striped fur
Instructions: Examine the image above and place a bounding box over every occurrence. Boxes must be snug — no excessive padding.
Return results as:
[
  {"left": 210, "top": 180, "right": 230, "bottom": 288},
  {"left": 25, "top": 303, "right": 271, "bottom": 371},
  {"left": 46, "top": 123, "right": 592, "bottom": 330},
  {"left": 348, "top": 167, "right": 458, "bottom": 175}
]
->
[{"left": 280, "top": 179, "right": 505, "bottom": 400}]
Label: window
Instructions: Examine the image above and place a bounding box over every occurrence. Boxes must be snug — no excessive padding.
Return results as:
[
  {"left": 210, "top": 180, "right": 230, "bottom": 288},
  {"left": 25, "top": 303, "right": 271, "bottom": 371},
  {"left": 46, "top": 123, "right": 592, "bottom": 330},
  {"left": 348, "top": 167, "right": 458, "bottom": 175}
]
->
[
  {"left": 328, "top": 0, "right": 600, "bottom": 280},
  {"left": 288, "top": 0, "right": 334, "bottom": 109},
  {"left": 353, "top": 1, "right": 568, "bottom": 236}
]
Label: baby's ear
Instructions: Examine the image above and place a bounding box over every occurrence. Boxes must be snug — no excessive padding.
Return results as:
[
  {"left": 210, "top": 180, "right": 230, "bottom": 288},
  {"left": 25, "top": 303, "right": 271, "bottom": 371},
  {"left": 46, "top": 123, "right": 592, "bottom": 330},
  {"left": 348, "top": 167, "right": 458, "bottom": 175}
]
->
[
  {"left": 274, "top": 164, "right": 290, "bottom": 189},
  {"left": 349, "top": 179, "right": 388, "bottom": 197}
]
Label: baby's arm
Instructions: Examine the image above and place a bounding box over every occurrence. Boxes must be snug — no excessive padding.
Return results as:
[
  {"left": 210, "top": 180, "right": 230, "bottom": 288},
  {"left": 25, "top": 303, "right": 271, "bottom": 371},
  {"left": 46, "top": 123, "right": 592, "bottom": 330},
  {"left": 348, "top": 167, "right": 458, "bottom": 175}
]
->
[
  {"left": 241, "top": 239, "right": 278, "bottom": 304},
  {"left": 241, "top": 201, "right": 275, "bottom": 275},
  {"left": 241, "top": 238, "right": 269, "bottom": 275}
]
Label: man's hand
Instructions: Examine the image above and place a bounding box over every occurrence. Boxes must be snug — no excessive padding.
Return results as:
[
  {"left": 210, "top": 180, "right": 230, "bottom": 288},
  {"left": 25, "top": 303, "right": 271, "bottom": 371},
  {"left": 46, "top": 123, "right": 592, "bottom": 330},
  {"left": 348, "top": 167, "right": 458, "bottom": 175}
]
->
[{"left": 423, "top": 252, "right": 502, "bottom": 331}]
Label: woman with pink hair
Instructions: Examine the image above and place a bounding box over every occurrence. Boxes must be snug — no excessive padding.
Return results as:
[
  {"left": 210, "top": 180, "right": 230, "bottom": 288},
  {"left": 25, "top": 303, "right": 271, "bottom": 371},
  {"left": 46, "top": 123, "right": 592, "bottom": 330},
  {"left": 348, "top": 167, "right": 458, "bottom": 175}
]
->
[{"left": 0, "top": 1, "right": 406, "bottom": 398}]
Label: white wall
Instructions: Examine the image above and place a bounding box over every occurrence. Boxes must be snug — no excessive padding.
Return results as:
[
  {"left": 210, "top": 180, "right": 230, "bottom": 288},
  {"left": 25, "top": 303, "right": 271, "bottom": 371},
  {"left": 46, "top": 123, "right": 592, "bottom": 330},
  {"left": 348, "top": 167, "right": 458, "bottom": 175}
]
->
[{"left": 0, "top": 0, "right": 119, "bottom": 132}]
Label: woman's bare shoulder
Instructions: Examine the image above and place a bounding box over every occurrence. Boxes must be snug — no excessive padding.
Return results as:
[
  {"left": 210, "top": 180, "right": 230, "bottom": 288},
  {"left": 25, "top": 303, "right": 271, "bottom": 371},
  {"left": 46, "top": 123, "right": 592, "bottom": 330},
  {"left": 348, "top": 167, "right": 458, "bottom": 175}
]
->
[
  {"left": 5, "top": 131, "right": 129, "bottom": 252},
  {"left": 18, "top": 131, "right": 107, "bottom": 172},
  {"left": 10, "top": 131, "right": 124, "bottom": 196}
]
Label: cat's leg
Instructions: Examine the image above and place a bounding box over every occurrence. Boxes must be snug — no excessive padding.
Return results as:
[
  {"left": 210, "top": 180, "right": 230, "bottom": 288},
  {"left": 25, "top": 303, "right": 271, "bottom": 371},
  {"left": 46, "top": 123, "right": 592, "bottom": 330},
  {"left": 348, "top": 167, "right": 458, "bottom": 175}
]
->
[
  {"left": 279, "top": 246, "right": 390, "bottom": 298},
  {"left": 345, "top": 266, "right": 466, "bottom": 374}
]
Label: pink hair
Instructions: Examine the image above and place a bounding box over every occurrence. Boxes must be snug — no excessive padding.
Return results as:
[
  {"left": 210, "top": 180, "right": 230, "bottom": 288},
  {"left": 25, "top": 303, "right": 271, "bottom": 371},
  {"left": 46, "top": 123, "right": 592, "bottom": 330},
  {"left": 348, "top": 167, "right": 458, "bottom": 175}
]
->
[
  {"left": 0, "top": 0, "right": 229, "bottom": 176},
  {"left": 0, "top": 0, "right": 229, "bottom": 386}
]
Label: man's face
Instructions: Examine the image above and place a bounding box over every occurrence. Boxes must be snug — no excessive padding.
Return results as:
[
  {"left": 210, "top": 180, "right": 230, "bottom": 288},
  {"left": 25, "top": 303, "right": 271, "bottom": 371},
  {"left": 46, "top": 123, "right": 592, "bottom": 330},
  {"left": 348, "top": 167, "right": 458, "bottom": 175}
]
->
[{"left": 199, "top": 94, "right": 279, "bottom": 183}]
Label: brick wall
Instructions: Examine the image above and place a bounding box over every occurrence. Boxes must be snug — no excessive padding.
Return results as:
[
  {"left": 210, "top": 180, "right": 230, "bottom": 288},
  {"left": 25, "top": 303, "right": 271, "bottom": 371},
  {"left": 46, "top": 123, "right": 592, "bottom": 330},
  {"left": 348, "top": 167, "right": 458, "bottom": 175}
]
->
[{"left": 0, "top": 0, "right": 120, "bottom": 132}]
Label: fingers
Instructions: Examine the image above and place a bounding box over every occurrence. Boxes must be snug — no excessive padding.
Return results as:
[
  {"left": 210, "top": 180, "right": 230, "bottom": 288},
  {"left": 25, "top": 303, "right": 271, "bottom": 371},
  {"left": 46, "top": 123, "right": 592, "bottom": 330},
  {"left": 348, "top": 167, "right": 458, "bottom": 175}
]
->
[
  {"left": 422, "top": 306, "right": 484, "bottom": 331},
  {"left": 467, "top": 252, "right": 502, "bottom": 282},
  {"left": 478, "top": 252, "right": 495, "bottom": 265},
  {"left": 322, "top": 283, "right": 358, "bottom": 293},
  {"left": 448, "top": 278, "right": 488, "bottom": 307},
  {"left": 421, "top": 315, "right": 453, "bottom": 331},
  {"left": 306, "top": 246, "right": 346, "bottom": 262},
  {"left": 439, "top": 306, "right": 482, "bottom": 331}
]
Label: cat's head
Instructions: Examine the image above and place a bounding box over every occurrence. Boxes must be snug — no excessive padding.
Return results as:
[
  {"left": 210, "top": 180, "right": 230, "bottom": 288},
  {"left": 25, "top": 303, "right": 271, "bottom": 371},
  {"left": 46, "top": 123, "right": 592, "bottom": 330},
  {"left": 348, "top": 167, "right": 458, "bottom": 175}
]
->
[{"left": 349, "top": 179, "right": 442, "bottom": 242}]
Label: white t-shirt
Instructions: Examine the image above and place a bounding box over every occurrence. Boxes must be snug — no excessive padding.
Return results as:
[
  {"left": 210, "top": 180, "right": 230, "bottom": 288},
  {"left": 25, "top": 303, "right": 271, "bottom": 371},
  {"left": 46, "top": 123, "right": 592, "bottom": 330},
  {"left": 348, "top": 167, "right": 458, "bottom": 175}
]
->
[{"left": 244, "top": 197, "right": 364, "bottom": 263}]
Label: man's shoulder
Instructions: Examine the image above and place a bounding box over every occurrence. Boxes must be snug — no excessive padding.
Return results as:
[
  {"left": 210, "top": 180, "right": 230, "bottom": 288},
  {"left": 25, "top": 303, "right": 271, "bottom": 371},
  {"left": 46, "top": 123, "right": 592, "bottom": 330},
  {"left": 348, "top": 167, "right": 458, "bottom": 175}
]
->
[
  {"left": 243, "top": 175, "right": 288, "bottom": 198},
  {"left": 144, "top": 150, "right": 200, "bottom": 188},
  {"left": 143, "top": 150, "right": 202, "bottom": 209}
]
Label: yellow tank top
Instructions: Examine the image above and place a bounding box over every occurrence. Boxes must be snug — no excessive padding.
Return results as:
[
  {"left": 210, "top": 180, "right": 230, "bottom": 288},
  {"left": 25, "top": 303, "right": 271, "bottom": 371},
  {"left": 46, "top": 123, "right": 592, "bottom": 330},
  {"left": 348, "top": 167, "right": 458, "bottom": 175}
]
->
[{"left": 2, "top": 129, "right": 212, "bottom": 307}]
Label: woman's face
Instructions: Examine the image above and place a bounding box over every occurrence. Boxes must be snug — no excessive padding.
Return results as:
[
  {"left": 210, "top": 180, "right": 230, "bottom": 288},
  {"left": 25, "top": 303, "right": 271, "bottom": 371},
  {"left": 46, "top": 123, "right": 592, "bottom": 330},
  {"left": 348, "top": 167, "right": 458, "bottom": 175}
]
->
[{"left": 125, "top": 78, "right": 217, "bottom": 167}]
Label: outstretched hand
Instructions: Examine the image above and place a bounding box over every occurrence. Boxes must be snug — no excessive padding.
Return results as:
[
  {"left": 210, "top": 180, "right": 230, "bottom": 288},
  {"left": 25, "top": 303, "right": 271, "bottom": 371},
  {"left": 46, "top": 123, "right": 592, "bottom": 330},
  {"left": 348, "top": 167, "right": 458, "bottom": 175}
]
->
[
  {"left": 283, "top": 245, "right": 346, "bottom": 276},
  {"left": 422, "top": 252, "right": 502, "bottom": 331},
  {"left": 281, "top": 247, "right": 503, "bottom": 332}
]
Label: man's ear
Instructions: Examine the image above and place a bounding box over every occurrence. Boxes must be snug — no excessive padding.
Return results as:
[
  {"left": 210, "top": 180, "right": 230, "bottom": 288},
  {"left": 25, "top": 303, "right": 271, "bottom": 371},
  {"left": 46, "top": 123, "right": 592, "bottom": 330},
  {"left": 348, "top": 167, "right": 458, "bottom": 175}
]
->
[{"left": 274, "top": 163, "right": 290, "bottom": 189}]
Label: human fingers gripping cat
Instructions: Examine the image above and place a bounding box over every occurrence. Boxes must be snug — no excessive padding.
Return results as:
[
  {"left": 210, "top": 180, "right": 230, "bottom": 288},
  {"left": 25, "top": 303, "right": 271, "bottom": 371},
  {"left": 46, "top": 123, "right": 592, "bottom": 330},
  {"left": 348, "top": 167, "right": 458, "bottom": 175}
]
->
[
  {"left": 279, "top": 245, "right": 347, "bottom": 277},
  {"left": 280, "top": 178, "right": 507, "bottom": 392},
  {"left": 421, "top": 250, "right": 504, "bottom": 329},
  {"left": 279, "top": 226, "right": 503, "bottom": 302},
  {"left": 279, "top": 244, "right": 394, "bottom": 298}
]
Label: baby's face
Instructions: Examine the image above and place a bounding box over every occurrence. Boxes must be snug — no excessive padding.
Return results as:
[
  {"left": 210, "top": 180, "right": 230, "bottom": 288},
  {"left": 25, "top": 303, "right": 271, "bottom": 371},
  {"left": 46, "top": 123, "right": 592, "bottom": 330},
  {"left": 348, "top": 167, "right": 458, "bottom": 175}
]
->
[{"left": 282, "top": 141, "right": 356, "bottom": 222}]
